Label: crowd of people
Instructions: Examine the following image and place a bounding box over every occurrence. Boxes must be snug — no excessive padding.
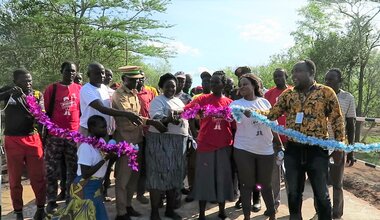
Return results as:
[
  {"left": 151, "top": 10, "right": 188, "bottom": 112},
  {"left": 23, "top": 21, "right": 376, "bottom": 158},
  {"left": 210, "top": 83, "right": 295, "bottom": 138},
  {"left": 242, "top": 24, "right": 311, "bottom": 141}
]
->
[{"left": 0, "top": 59, "right": 356, "bottom": 220}]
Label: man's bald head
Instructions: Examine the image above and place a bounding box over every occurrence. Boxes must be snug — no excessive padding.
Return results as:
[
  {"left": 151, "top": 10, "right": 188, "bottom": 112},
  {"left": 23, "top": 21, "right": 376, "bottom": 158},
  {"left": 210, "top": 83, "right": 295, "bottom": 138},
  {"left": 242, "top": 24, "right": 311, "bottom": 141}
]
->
[
  {"left": 87, "top": 62, "right": 105, "bottom": 86},
  {"left": 87, "top": 62, "right": 104, "bottom": 76}
]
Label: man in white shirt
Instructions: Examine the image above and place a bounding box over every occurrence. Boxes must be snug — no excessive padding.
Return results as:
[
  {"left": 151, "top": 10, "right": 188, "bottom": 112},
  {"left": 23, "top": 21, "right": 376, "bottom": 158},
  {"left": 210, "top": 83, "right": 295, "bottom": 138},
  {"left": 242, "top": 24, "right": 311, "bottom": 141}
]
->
[
  {"left": 79, "top": 62, "right": 142, "bottom": 136},
  {"left": 323, "top": 68, "right": 356, "bottom": 219},
  {"left": 312, "top": 68, "right": 356, "bottom": 220},
  {"left": 101, "top": 67, "right": 117, "bottom": 201}
]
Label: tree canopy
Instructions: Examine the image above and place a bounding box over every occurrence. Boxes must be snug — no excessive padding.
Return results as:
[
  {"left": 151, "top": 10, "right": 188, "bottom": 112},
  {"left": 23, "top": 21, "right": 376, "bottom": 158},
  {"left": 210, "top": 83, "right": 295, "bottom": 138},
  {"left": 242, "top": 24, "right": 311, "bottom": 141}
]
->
[{"left": 0, "top": 0, "right": 173, "bottom": 89}]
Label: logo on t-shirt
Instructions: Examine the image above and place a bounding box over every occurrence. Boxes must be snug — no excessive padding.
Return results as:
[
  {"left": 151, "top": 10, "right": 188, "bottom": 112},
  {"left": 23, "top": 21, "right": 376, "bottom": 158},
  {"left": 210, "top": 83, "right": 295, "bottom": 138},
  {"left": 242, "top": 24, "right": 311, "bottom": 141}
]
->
[
  {"left": 251, "top": 120, "right": 264, "bottom": 136},
  {"left": 60, "top": 94, "right": 77, "bottom": 116},
  {"left": 212, "top": 117, "right": 223, "bottom": 130}
]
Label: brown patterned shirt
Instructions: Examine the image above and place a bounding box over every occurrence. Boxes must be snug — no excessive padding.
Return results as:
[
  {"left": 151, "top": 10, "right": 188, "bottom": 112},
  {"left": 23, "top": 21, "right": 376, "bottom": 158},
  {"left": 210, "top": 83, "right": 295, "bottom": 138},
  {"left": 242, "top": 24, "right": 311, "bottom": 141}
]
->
[{"left": 266, "top": 82, "right": 345, "bottom": 142}]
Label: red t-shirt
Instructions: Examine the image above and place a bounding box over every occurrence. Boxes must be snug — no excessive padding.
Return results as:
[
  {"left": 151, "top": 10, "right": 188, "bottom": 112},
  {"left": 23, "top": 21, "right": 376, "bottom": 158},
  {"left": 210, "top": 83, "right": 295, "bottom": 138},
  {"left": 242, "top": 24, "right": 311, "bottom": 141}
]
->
[
  {"left": 137, "top": 86, "right": 155, "bottom": 118},
  {"left": 264, "top": 86, "right": 292, "bottom": 143},
  {"left": 44, "top": 83, "right": 81, "bottom": 132},
  {"left": 185, "top": 94, "right": 234, "bottom": 152},
  {"left": 138, "top": 86, "right": 156, "bottom": 134}
]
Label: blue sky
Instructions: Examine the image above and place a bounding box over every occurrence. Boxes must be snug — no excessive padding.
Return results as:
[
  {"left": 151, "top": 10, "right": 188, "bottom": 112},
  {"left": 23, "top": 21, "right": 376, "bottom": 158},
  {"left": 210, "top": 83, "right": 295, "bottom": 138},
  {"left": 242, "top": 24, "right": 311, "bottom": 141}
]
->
[{"left": 145, "top": 0, "right": 308, "bottom": 86}]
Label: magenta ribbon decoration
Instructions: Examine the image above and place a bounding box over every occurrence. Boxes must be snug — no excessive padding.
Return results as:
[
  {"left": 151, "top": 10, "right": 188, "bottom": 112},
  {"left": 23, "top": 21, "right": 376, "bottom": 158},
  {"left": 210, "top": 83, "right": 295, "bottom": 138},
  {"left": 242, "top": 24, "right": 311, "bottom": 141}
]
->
[
  {"left": 181, "top": 104, "right": 233, "bottom": 121},
  {"left": 26, "top": 95, "right": 138, "bottom": 171}
]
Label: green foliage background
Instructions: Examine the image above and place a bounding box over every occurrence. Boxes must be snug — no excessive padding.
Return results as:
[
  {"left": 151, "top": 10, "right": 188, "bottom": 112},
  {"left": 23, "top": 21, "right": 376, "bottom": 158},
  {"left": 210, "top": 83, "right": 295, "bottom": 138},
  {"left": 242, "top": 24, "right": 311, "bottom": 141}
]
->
[
  {"left": 2, "top": 0, "right": 380, "bottom": 142},
  {"left": 0, "top": 0, "right": 173, "bottom": 89}
]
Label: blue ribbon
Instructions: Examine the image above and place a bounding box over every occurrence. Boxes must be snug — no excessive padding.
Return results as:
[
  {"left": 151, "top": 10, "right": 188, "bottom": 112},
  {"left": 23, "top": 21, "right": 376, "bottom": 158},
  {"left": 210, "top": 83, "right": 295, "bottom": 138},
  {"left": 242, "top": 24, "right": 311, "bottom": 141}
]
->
[{"left": 230, "top": 105, "right": 380, "bottom": 152}]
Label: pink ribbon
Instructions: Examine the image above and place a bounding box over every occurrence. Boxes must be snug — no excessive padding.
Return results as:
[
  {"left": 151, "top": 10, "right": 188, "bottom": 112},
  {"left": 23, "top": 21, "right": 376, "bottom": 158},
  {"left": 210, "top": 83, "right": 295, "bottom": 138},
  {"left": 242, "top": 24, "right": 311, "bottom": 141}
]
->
[
  {"left": 181, "top": 104, "right": 233, "bottom": 121},
  {"left": 26, "top": 95, "right": 138, "bottom": 171}
]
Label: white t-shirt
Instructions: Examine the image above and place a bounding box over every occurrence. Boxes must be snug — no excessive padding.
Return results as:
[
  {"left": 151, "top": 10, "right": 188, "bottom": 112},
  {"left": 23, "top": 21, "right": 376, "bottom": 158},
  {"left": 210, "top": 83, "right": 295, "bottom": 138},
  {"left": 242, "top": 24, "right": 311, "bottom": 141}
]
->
[
  {"left": 77, "top": 143, "right": 108, "bottom": 178},
  {"left": 106, "top": 85, "right": 115, "bottom": 99},
  {"left": 149, "top": 95, "right": 189, "bottom": 136},
  {"left": 328, "top": 89, "right": 356, "bottom": 139},
  {"left": 230, "top": 97, "right": 275, "bottom": 155},
  {"left": 80, "top": 83, "right": 112, "bottom": 129}
]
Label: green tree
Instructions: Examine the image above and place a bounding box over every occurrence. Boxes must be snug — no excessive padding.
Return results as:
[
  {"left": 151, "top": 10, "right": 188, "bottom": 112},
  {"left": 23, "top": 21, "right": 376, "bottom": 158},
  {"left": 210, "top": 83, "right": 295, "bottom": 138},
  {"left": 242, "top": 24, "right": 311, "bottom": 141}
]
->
[
  {"left": 288, "top": 0, "right": 380, "bottom": 141},
  {"left": 0, "top": 0, "right": 172, "bottom": 89},
  {"left": 338, "top": 1, "right": 380, "bottom": 141}
]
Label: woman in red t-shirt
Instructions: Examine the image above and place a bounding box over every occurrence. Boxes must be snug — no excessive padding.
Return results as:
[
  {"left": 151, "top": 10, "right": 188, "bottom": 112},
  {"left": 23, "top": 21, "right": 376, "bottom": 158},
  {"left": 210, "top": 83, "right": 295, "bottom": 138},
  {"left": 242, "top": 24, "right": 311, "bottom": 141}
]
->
[{"left": 185, "top": 71, "right": 234, "bottom": 220}]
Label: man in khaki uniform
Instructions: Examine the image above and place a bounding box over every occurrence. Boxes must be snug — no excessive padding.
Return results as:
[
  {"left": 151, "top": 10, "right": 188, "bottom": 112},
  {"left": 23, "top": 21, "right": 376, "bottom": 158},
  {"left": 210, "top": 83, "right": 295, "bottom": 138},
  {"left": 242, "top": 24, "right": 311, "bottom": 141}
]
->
[{"left": 112, "top": 66, "right": 166, "bottom": 220}]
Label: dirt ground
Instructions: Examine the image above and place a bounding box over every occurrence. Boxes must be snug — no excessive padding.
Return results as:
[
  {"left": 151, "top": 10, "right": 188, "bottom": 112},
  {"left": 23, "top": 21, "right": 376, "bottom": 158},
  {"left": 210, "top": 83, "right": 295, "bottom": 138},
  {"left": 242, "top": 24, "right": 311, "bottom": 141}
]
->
[
  {"left": 346, "top": 124, "right": 380, "bottom": 209},
  {"left": 2, "top": 162, "right": 380, "bottom": 220},
  {"left": 343, "top": 161, "right": 380, "bottom": 209},
  {"left": 1, "top": 124, "right": 380, "bottom": 219}
]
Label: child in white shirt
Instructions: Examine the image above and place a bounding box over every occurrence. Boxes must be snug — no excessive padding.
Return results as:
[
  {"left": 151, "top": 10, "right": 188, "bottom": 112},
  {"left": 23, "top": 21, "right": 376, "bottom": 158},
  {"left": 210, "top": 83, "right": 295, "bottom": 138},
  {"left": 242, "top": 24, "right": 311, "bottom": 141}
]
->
[{"left": 73, "top": 115, "right": 114, "bottom": 220}]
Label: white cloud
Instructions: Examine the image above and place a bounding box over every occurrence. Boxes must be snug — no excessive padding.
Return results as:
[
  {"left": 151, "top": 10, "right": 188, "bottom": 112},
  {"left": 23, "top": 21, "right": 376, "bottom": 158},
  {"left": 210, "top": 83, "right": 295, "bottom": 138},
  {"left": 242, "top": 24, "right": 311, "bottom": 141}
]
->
[
  {"left": 168, "top": 41, "right": 201, "bottom": 57},
  {"left": 147, "top": 41, "right": 200, "bottom": 57},
  {"left": 238, "top": 19, "right": 284, "bottom": 43}
]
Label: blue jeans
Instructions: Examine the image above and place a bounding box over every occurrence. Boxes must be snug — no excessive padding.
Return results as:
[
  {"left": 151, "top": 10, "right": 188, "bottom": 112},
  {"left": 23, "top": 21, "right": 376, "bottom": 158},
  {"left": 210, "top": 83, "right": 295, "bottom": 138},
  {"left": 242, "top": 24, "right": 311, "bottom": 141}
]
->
[{"left": 284, "top": 142, "right": 332, "bottom": 220}]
